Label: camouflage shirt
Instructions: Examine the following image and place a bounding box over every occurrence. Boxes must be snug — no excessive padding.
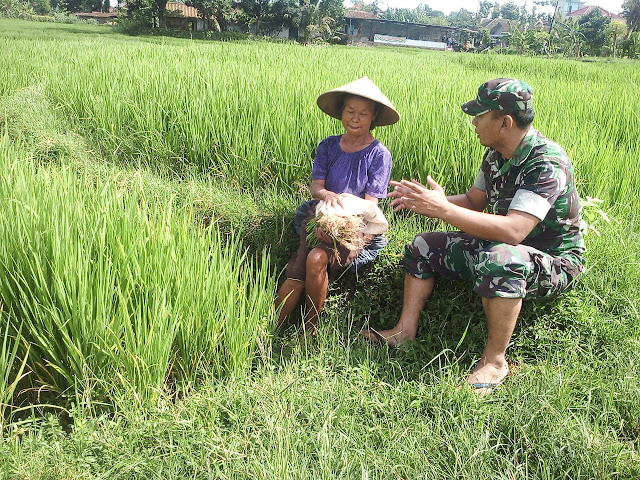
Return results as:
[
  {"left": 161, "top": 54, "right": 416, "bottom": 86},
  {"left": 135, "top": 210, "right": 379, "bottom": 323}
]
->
[{"left": 473, "top": 127, "right": 585, "bottom": 274}]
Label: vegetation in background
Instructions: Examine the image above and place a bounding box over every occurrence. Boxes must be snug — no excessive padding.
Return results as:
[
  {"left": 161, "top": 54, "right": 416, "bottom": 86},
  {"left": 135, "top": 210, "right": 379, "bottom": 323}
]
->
[
  {"left": 2, "top": 0, "right": 640, "bottom": 56},
  {"left": 121, "top": 0, "right": 345, "bottom": 41},
  {"left": 575, "top": 8, "right": 611, "bottom": 56},
  {"left": 0, "top": 0, "right": 35, "bottom": 17},
  {"left": 0, "top": 20, "right": 638, "bottom": 478},
  {"left": 379, "top": 3, "right": 449, "bottom": 26},
  {"left": 361, "top": 0, "right": 640, "bottom": 58},
  {"left": 3, "top": 19, "right": 637, "bottom": 203},
  {"left": 623, "top": 0, "right": 640, "bottom": 35},
  {"left": 183, "top": 0, "right": 234, "bottom": 31}
]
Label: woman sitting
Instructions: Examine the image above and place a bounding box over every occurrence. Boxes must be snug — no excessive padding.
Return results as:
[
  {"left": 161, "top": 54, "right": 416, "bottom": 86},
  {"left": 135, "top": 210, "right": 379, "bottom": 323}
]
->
[{"left": 275, "top": 76, "right": 399, "bottom": 336}]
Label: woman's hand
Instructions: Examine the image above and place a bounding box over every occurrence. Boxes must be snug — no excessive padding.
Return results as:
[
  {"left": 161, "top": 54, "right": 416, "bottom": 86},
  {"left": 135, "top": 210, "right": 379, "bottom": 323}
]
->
[
  {"left": 310, "top": 179, "right": 344, "bottom": 209},
  {"left": 388, "top": 176, "right": 450, "bottom": 219},
  {"left": 315, "top": 227, "right": 333, "bottom": 245},
  {"left": 322, "top": 191, "right": 344, "bottom": 209}
]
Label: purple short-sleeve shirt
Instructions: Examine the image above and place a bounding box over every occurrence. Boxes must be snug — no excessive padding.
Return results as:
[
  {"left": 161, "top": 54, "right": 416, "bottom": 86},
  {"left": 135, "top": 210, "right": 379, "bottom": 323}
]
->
[{"left": 311, "top": 135, "right": 392, "bottom": 199}]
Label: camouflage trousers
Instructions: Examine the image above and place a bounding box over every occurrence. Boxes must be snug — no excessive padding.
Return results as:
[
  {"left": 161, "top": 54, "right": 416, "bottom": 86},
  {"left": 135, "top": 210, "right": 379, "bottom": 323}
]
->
[{"left": 402, "top": 232, "right": 583, "bottom": 300}]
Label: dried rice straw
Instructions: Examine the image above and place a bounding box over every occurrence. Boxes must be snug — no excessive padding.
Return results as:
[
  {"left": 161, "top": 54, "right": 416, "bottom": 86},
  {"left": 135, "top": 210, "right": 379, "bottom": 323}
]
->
[{"left": 306, "top": 214, "right": 366, "bottom": 251}]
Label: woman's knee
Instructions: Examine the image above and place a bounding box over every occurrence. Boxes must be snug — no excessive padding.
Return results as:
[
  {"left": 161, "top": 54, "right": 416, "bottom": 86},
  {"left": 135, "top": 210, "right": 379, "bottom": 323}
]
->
[{"left": 306, "top": 248, "right": 329, "bottom": 273}]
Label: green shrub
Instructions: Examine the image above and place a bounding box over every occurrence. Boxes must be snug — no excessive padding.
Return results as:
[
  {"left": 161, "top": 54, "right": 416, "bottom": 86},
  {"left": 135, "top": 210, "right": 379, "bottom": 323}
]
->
[{"left": 0, "top": 0, "right": 34, "bottom": 18}]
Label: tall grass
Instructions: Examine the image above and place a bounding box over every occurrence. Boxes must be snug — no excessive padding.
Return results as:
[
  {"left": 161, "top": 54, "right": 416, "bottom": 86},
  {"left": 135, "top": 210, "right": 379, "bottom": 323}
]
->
[
  {"left": 1, "top": 19, "right": 638, "bottom": 210},
  {"left": 0, "top": 134, "right": 276, "bottom": 405}
]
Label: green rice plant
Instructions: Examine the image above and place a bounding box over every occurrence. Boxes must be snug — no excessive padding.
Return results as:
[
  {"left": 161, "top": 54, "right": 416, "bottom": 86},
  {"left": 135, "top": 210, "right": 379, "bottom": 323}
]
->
[
  {"left": 1, "top": 19, "right": 640, "bottom": 411},
  {"left": 0, "top": 134, "right": 277, "bottom": 405},
  {"left": 0, "top": 314, "right": 29, "bottom": 432}
]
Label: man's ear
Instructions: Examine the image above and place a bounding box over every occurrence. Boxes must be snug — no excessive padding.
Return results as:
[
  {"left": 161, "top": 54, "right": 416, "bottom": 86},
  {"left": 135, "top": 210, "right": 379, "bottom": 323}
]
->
[{"left": 501, "top": 114, "right": 515, "bottom": 131}]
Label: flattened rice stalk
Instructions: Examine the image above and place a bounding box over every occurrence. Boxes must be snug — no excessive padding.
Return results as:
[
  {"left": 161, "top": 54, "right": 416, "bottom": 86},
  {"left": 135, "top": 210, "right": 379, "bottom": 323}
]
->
[{"left": 306, "top": 214, "right": 366, "bottom": 251}]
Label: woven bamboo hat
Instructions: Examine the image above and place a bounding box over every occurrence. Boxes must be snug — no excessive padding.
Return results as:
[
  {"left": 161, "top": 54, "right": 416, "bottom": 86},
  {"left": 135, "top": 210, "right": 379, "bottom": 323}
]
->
[{"left": 316, "top": 76, "right": 399, "bottom": 127}]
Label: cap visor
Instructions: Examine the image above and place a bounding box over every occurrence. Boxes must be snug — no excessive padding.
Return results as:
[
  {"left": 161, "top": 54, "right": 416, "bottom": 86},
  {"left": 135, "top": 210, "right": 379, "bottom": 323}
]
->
[{"left": 461, "top": 100, "right": 489, "bottom": 116}]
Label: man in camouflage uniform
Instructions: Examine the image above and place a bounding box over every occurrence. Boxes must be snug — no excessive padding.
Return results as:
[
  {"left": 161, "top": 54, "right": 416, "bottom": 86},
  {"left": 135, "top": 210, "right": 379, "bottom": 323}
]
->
[{"left": 362, "top": 78, "right": 585, "bottom": 393}]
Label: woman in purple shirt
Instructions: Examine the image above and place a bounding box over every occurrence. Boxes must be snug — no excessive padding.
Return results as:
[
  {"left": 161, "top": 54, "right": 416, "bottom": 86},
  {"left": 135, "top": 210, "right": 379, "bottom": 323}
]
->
[{"left": 275, "top": 76, "right": 399, "bottom": 338}]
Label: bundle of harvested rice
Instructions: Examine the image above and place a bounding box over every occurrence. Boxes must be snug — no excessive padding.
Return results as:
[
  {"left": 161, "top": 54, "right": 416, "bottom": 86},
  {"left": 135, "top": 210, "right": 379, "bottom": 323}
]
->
[
  {"left": 306, "top": 214, "right": 366, "bottom": 251},
  {"left": 305, "top": 194, "right": 388, "bottom": 253}
]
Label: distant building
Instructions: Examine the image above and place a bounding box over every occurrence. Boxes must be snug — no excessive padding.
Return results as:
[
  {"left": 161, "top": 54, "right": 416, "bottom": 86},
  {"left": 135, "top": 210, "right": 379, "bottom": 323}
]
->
[
  {"left": 345, "top": 14, "right": 472, "bottom": 51},
  {"left": 346, "top": 8, "right": 378, "bottom": 20},
  {"left": 566, "top": 5, "right": 625, "bottom": 22},
  {"left": 165, "top": 2, "right": 202, "bottom": 31},
  {"left": 73, "top": 8, "right": 117, "bottom": 24},
  {"left": 561, "top": 0, "right": 587, "bottom": 16},
  {"left": 477, "top": 18, "right": 511, "bottom": 46},
  {"left": 476, "top": 17, "right": 550, "bottom": 47}
]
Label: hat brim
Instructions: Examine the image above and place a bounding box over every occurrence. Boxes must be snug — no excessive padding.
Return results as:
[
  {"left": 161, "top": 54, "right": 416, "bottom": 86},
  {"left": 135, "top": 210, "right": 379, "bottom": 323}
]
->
[
  {"left": 461, "top": 100, "right": 490, "bottom": 116},
  {"left": 316, "top": 77, "right": 399, "bottom": 127}
]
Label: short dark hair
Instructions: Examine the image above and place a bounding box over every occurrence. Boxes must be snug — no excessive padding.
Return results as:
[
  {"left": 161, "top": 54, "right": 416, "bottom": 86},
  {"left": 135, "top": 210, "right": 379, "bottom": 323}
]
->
[
  {"left": 338, "top": 94, "right": 381, "bottom": 130},
  {"left": 491, "top": 108, "right": 535, "bottom": 128}
]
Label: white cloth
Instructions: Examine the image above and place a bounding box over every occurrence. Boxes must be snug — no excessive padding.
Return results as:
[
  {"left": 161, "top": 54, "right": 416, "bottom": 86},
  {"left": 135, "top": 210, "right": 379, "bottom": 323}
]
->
[{"left": 315, "top": 193, "right": 388, "bottom": 235}]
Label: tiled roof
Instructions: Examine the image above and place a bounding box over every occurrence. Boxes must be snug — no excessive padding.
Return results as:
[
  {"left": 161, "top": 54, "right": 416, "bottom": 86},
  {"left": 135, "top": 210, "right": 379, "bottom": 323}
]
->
[
  {"left": 479, "top": 18, "right": 511, "bottom": 33},
  {"left": 166, "top": 2, "right": 200, "bottom": 18},
  {"left": 567, "top": 5, "right": 624, "bottom": 21},
  {"left": 346, "top": 9, "right": 377, "bottom": 19}
]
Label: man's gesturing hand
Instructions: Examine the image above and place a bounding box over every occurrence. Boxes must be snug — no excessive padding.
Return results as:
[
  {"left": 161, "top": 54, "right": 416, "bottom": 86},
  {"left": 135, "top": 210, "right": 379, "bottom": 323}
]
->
[{"left": 388, "top": 175, "right": 449, "bottom": 218}]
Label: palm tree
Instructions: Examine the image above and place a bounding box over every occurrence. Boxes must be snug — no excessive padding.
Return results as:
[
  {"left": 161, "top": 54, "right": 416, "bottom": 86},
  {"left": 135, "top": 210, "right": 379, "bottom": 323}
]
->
[
  {"left": 557, "top": 18, "right": 586, "bottom": 57},
  {"left": 301, "top": 0, "right": 334, "bottom": 42},
  {"left": 622, "top": 0, "right": 640, "bottom": 38}
]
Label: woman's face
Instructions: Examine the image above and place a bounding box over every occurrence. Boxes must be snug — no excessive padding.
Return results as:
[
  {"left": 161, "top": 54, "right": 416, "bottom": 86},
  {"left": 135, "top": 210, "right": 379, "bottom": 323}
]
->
[{"left": 341, "top": 96, "right": 377, "bottom": 136}]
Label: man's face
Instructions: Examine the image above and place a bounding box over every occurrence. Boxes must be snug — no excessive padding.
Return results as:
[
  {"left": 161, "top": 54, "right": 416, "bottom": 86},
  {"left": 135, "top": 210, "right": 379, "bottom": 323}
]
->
[{"left": 471, "top": 111, "right": 504, "bottom": 149}]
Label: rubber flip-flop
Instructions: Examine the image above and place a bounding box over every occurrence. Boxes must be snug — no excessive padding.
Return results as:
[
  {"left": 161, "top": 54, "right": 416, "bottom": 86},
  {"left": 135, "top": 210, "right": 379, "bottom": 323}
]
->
[
  {"left": 470, "top": 380, "right": 505, "bottom": 395},
  {"left": 471, "top": 382, "right": 502, "bottom": 389},
  {"left": 362, "top": 329, "right": 391, "bottom": 346}
]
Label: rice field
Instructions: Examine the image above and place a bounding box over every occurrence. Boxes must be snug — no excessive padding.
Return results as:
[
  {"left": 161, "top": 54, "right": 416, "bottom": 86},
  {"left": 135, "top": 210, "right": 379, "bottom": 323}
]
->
[
  {"left": 2, "top": 20, "right": 640, "bottom": 205},
  {"left": 1, "top": 19, "right": 640, "bottom": 478}
]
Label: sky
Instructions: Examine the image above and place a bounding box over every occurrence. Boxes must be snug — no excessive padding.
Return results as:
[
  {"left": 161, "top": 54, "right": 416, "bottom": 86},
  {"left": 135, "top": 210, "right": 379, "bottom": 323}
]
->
[{"left": 346, "top": 0, "right": 625, "bottom": 16}]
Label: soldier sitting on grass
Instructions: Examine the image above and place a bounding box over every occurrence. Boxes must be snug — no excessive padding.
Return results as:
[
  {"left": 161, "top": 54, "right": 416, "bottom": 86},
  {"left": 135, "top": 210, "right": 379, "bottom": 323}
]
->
[{"left": 362, "top": 79, "right": 586, "bottom": 394}]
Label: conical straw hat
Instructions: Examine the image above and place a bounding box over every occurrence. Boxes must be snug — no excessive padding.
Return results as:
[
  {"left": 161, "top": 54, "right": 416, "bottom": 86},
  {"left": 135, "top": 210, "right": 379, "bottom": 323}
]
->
[{"left": 316, "top": 76, "right": 399, "bottom": 127}]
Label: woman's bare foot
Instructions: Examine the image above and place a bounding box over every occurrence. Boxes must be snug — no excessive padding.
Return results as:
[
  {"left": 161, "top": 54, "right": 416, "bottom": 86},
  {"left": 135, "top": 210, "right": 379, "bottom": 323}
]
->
[{"left": 360, "top": 328, "right": 415, "bottom": 347}]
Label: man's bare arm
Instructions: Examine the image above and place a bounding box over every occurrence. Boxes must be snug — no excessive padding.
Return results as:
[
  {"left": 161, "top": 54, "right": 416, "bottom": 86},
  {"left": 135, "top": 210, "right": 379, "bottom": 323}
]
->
[
  {"left": 389, "top": 177, "right": 539, "bottom": 245},
  {"left": 446, "top": 186, "right": 488, "bottom": 212}
]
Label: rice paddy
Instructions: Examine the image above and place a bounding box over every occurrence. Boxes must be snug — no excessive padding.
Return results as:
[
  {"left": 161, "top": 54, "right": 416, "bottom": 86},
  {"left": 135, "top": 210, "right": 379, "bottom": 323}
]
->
[{"left": 0, "top": 18, "right": 639, "bottom": 479}]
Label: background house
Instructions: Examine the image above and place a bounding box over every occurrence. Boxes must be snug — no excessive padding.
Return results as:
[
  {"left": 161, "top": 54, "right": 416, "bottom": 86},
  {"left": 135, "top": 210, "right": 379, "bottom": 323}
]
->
[
  {"left": 345, "top": 11, "right": 469, "bottom": 50},
  {"left": 478, "top": 18, "right": 511, "bottom": 46},
  {"left": 566, "top": 5, "right": 625, "bottom": 22},
  {"left": 74, "top": 8, "right": 117, "bottom": 24},
  {"left": 165, "top": 2, "right": 202, "bottom": 31},
  {"left": 562, "top": 0, "right": 587, "bottom": 15}
]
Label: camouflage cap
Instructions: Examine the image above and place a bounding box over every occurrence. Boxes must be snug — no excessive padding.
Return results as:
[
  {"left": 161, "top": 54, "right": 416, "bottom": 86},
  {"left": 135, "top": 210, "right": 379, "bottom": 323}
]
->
[{"left": 461, "top": 78, "right": 533, "bottom": 116}]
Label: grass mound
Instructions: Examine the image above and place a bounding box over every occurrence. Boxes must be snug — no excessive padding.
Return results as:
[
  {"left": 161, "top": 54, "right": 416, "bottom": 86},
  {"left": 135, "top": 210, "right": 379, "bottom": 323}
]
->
[{"left": 0, "top": 84, "right": 88, "bottom": 165}]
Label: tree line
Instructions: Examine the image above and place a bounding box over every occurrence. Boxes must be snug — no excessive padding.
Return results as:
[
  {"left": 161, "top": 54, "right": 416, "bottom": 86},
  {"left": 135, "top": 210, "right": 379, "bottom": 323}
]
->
[
  {"left": 123, "top": 0, "right": 346, "bottom": 42},
  {"left": 2, "top": 0, "right": 639, "bottom": 57},
  {"left": 359, "top": 0, "right": 639, "bottom": 57}
]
